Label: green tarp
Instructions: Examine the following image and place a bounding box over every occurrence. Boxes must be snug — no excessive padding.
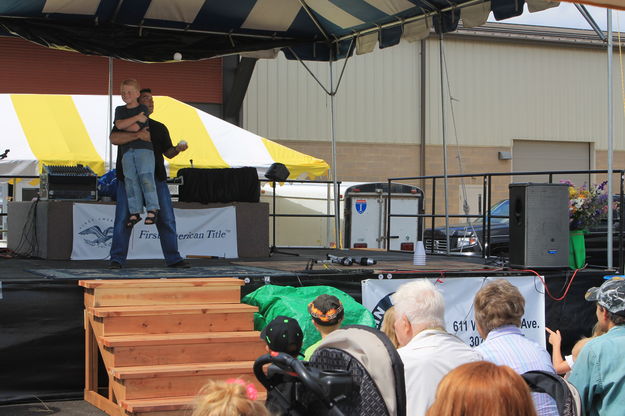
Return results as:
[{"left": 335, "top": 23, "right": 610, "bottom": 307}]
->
[{"left": 242, "top": 285, "right": 375, "bottom": 352}]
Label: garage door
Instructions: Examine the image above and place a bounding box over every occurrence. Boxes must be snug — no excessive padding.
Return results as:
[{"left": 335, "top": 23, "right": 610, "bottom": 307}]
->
[{"left": 513, "top": 140, "right": 591, "bottom": 186}]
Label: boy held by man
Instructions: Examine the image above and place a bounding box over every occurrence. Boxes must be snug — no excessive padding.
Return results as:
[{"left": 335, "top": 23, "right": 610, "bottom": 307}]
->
[{"left": 114, "top": 79, "right": 159, "bottom": 227}]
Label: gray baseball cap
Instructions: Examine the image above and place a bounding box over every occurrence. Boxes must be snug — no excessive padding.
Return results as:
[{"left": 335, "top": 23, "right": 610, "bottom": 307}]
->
[{"left": 585, "top": 279, "right": 625, "bottom": 316}]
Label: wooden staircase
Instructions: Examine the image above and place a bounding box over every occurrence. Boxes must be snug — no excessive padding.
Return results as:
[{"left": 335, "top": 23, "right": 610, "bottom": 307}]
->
[{"left": 79, "top": 278, "right": 266, "bottom": 416}]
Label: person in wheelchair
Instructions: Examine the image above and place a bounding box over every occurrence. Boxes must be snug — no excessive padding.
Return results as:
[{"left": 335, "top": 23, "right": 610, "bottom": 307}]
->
[
  {"left": 260, "top": 315, "right": 308, "bottom": 415},
  {"left": 256, "top": 320, "right": 406, "bottom": 415}
]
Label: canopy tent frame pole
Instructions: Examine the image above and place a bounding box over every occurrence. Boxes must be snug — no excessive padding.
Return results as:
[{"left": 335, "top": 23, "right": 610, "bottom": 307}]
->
[
  {"left": 107, "top": 57, "right": 113, "bottom": 172},
  {"left": 607, "top": 10, "right": 614, "bottom": 269},
  {"left": 439, "top": 31, "right": 451, "bottom": 256},
  {"left": 575, "top": 4, "right": 607, "bottom": 41},
  {"left": 329, "top": 49, "right": 341, "bottom": 249},
  {"left": 287, "top": 45, "right": 353, "bottom": 249}
]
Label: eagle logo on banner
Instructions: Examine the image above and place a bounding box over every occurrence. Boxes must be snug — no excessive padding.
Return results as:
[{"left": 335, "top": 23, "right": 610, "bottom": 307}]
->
[
  {"left": 79, "top": 225, "right": 114, "bottom": 247},
  {"left": 355, "top": 199, "right": 367, "bottom": 214}
]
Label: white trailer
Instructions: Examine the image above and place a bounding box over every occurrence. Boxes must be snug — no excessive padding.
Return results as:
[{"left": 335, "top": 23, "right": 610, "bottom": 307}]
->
[
  {"left": 344, "top": 183, "right": 423, "bottom": 251},
  {"left": 261, "top": 181, "right": 423, "bottom": 250}
]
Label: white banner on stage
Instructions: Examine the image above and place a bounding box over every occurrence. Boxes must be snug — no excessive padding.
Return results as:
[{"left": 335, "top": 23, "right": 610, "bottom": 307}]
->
[
  {"left": 362, "top": 276, "right": 546, "bottom": 348},
  {"left": 71, "top": 203, "right": 238, "bottom": 260}
]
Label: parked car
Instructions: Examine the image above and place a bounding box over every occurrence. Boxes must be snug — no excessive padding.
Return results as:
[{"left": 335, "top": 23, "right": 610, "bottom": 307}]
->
[
  {"left": 423, "top": 199, "right": 510, "bottom": 257},
  {"left": 424, "top": 198, "right": 625, "bottom": 266}
]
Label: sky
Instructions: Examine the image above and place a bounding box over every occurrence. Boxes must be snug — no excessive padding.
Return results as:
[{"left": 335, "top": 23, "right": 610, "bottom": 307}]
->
[{"left": 489, "top": 3, "right": 625, "bottom": 31}]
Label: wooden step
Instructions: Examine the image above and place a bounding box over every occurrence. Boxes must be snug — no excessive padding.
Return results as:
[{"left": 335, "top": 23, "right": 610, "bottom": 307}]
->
[
  {"left": 100, "top": 332, "right": 266, "bottom": 367},
  {"left": 88, "top": 303, "right": 258, "bottom": 336},
  {"left": 111, "top": 361, "right": 263, "bottom": 401},
  {"left": 79, "top": 278, "right": 243, "bottom": 307},
  {"left": 121, "top": 392, "right": 267, "bottom": 416}
]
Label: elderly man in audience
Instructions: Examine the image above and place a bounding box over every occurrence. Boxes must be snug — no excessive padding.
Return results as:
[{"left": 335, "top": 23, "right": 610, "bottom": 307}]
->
[
  {"left": 569, "top": 279, "right": 625, "bottom": 416},
  {"left": 473, "top": 279, "right": 558, "bottom": 416},
  {"left": 392, "top": 279, "right": 481, "bottom": 416}
]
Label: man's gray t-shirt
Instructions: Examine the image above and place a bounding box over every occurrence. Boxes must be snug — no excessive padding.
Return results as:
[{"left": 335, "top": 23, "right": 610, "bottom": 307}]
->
[{"left": 114, "top": 104, "right": 153, "bottom": 154}]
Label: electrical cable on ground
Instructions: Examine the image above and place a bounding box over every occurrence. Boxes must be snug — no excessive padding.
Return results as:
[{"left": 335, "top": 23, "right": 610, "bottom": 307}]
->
[{"left": 516, "top": 268, "right": 580, "bottom": 302}]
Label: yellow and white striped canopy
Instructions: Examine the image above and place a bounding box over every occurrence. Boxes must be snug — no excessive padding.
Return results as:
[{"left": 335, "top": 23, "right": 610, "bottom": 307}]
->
[{"left": 0, "top": 94, "right": 329, "bottom": 179}]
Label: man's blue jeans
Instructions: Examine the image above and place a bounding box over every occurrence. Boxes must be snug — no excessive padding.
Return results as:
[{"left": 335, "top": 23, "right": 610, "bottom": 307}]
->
[{"left": 109, "top": 179, "right": 183, "bottom": 266}]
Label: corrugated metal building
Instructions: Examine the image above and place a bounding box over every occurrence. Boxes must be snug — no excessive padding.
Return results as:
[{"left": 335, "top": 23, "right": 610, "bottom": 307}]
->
[{"left": 243, "top": 22, "right": 625, "bottom": 213}]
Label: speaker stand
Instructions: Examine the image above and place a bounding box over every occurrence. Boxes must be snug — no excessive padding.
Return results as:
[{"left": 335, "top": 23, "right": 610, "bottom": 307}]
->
[{"left": 269, "top": 180, "right": 299, "bottom": 257}]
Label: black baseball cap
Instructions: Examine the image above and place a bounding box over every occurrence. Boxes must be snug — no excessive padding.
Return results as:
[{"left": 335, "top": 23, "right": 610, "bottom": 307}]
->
[{"left": 260, "top": 315, "right": 303, "bottom": 354}]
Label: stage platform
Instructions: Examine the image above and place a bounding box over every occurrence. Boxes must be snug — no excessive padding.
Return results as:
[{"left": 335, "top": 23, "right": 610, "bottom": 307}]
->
[
  {"left": 0, "top": 247, "right": 612, "bottom": 409},
  {"left": 0, "top": 248, "right": 489, "bottom": 281}
]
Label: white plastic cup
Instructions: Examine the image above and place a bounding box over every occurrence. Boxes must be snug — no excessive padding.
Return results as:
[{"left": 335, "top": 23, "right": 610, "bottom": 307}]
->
[{"left": 413, "top": 241, "right": 426, "bottom": 266}]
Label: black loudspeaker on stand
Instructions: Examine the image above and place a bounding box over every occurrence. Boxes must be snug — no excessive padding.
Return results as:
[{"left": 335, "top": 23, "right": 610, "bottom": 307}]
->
[
  {"left": 508, "top": 183, "right": 569, "bottom": 269},
  {"left": 265, "top": 163, "right": 298, "bottom": 256}
]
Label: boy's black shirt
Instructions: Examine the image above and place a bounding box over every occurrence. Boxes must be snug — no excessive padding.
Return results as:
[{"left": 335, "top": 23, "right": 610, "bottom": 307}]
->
[{"left": 114, "top": 118, "right": 173, "bottom": 182}]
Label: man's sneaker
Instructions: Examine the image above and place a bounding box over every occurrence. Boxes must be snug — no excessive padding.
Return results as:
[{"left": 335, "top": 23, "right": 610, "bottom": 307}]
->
[
  {"left": 168, "top": 260, "right": 190, "bottom": 268},
  {"left": 109, "top": 261, "right": 122, "bottom": 269}
]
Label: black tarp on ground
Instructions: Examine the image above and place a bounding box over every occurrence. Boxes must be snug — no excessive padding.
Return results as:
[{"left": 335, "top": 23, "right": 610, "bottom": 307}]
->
[
  {"left": 0, "top": 280, "right": 86, "bottom": 403},
  {"left": 0, "top": 268, "right": 608, "bottom": 404}
]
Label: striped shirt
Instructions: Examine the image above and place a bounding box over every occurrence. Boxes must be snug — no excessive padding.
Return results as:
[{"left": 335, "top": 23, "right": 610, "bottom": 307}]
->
[{"left": 476, "top": 325, "right": 558, "bottom": 416}]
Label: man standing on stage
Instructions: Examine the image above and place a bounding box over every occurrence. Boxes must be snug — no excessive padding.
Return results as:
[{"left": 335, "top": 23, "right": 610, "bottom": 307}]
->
[{"left": 109, "top": 88, "right": 189, "bottom": 268}]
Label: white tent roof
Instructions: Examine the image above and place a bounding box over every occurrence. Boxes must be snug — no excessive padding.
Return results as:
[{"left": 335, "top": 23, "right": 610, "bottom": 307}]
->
[{"left": 0, "top": 94, "right": 329, "bottom": 180}]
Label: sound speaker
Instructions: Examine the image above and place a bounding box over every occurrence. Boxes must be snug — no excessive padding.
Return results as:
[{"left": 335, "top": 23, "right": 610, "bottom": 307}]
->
[
  {"left": 509, "top": 183, "right": 569, "bottom": 269},
  {"left": 265, "top": 163, "right": 290, "bottom": 182}
]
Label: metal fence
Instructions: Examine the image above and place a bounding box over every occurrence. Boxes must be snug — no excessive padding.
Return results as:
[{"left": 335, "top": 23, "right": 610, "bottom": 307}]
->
[
  {"left": 386, "top": 169, "right": 625, "bottom": 271},
  {"left": 259, "top": 179, "right": 341, "bottom": 250},
  {"left": 0, "top": 175, "right": 341, "bottom": 250}
]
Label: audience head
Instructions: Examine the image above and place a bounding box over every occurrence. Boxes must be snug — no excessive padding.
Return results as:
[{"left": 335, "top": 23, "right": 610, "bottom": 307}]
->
[
  {"left": 571, "top": 337, "right": 592, "bottom": 361},
  {"left": 569, "top": 321, "right": 609, "bottom": 362},
  {"left": 192, "top": 378, "right": 268, "bottom": 416},
  {"left": 426, "top": 361, "right": 537, "bottom": 416},
  {"left": 381, "top": 306, "right": 400, "bottom": 348},
  {"left": 391, "top": 279, "right": 445, "bottom": 347},
  {"left": 591, "top": 322, "right": 607, "bottom": 337},
  {"left": 308, "top": 294, "right": 344, "bottom": 333},
  {"left": 473, "top": 279, "right": 525, "bottom": 338},
  {"left": 260, "top": 315, "right": 303, "bottom": 357},
  {"left": 585, "top": 279, "right": 625, "bottom": 330}
]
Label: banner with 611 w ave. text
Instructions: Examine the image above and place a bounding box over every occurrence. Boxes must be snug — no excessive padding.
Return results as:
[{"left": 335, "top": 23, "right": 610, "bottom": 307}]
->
[{"left": 362, "top": 276, "right": 546, "bottom": 348}]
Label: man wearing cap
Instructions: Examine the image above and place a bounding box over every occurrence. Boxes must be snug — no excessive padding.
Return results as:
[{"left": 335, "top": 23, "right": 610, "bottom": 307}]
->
[
  {"left": 303, "top": 294, "right": 344, "bottom": 360},
  {"left": 569, "top": 279, "right": 625, "bottom": 416}
]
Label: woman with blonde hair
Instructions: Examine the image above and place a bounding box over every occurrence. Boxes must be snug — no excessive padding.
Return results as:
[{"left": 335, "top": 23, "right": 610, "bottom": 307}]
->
[
  {"left": 426, "top": 361, "right": 537, "bottom": 416},
  {"left": 192, "top": 378, "right": 269, "bottom": 416},
  {"left": 380, "top": 306, "right": 400, "bottom": 348}
]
